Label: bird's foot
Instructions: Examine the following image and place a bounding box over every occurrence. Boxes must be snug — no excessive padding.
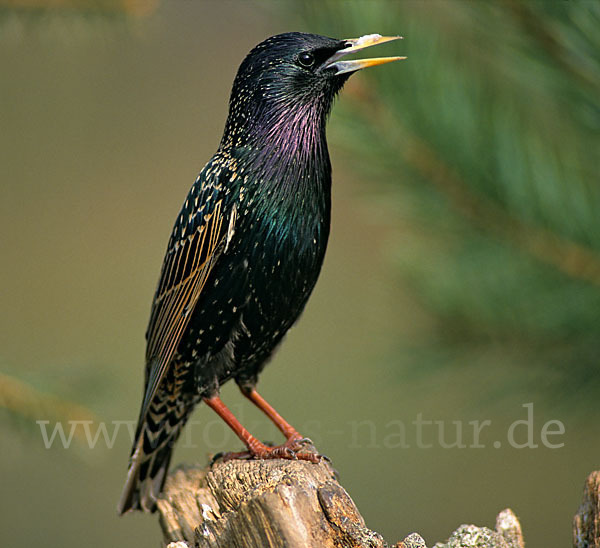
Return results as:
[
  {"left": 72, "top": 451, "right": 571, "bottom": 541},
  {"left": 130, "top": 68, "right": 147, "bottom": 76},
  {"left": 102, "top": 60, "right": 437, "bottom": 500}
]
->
[{"left": 211, "top": 436, "right": 323, "bottom": 464}]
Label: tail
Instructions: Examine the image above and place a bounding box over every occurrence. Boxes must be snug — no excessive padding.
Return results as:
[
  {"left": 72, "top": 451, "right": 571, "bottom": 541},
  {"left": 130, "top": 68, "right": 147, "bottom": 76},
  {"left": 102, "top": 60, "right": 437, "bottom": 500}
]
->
[{"left": 118, "top": 401, "right": 193, "bottom": 514}]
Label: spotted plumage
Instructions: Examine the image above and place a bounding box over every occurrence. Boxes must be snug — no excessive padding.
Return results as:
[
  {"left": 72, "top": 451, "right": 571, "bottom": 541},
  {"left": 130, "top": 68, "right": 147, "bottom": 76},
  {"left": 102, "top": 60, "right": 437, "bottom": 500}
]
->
[{"left": 118, "top": 32, "right": 402, "bottom": 514}]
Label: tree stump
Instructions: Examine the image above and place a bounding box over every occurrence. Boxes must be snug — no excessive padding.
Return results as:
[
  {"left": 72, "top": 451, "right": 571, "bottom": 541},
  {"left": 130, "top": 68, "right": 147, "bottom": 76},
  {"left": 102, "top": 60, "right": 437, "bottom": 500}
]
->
[
  {"left": 573, "top": 471, "right": 600, "bottom": 548},
  {"left": 155, "top": 456, "right": 531, "bottom": 548},
  {"left": 157, "top": 457, "right": 413, "bottom": 547},
  {"left": 155, "top": 458, "right": 600, "bottom": 547}
]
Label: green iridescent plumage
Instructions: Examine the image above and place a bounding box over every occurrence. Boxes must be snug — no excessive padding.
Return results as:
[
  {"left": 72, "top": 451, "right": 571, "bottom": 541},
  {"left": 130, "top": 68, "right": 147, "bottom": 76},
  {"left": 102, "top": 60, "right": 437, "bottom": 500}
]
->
[{"left": 119, "top": 31, "right": 402, "bottom": 514}]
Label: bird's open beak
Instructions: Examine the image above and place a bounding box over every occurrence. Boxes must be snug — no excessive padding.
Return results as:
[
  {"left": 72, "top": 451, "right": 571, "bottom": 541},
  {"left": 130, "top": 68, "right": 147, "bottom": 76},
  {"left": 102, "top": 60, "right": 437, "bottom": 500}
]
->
[{"left": 325, "top": 34, "right": 405, "bottom": 76}]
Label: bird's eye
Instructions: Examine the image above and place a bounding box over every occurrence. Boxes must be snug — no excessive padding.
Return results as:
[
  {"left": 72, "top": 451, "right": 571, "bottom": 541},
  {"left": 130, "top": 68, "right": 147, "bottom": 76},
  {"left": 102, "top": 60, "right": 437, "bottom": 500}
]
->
[{"left": 298, "top": 51, "right": 315, "bottom": 68}]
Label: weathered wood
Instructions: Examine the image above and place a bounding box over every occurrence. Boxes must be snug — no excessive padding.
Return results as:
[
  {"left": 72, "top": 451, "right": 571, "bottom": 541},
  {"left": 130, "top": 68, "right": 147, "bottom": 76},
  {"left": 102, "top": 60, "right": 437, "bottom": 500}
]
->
[
  {"left": 573, "top": 471, "right": 600, "bottom": 548},
  {"left": 156, "top": 456, "right": 532, "bottom": 548},
  {"left": 157, "top": 460, "right": 599, "bottom": 548},
  {"left": 157, "top": 456, "right": 415, "bottom": 547},
  {"left": 495, "top": 509, "right": 525, "bottom": 548}
]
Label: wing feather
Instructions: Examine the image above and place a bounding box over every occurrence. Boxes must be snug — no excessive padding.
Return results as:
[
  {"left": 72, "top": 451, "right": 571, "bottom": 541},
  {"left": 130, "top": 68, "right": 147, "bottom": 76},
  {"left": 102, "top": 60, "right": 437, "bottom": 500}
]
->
[{"left": 139, "top": 180, "right": 230, "bottom": 426}]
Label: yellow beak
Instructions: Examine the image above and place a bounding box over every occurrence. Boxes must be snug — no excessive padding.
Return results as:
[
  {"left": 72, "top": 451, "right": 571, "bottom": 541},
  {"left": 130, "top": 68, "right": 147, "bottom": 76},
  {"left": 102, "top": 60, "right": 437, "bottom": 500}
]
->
[{"left": 325, "top": 34, "right": 405, "bottom": 75}]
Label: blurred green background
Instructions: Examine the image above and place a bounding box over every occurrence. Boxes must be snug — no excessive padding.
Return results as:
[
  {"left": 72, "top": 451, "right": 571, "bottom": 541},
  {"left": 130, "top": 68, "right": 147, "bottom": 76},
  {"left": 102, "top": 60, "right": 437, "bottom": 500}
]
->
[{"left": 1, "top": 1, "right": 599, "bottom": 547}]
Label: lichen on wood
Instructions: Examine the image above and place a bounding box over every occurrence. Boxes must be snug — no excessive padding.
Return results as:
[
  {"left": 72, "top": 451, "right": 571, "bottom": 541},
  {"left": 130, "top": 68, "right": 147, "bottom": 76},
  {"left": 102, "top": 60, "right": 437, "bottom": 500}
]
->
[
  {"left": 156, "top": 458, "right": 598, "bottom": 548},
  {"left": 158, "top": 457, "right": 402, "bottom": 547}
]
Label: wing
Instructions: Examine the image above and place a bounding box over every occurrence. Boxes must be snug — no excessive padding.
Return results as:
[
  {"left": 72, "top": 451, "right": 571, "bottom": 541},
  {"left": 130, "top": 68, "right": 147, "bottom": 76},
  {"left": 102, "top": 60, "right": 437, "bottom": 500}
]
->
[{"left": 139, "top": 169, "right": 237, "bottom": 426}]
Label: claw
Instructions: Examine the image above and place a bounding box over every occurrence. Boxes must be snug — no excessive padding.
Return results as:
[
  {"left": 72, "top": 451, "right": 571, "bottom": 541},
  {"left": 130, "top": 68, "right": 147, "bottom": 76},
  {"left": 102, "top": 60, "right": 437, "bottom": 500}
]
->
[
  {"left": 209, "top": 451, "right": 225, "bottom": 465},
  {"left": 293, "top": 437, "right": 313, "bottom": 445},
  {"left": 209, "top": 435, "right": 325, "bottom": 465}
]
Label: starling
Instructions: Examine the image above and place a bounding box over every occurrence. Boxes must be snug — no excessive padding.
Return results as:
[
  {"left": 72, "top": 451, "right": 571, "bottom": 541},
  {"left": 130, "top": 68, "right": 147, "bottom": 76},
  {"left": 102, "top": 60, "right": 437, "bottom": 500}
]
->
[{"left": 118, "top": 32, "right": 403, "bottom": 514}]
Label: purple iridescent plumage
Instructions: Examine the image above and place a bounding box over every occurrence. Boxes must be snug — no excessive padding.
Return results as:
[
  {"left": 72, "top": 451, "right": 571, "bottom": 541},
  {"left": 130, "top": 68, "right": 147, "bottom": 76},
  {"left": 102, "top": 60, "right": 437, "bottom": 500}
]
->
[{"left": 119, "top": 31, "right": 402, "bottom": 515}]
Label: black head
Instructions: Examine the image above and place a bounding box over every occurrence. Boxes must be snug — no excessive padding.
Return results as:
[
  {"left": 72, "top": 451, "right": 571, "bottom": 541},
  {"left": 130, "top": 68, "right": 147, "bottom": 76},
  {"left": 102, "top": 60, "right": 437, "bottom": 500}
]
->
[
  {"left": 234, "top": 33, "right": 349, "bottom": 109},
  {"left": 221, "top": 32, "right": 403, "bottom": 149}
]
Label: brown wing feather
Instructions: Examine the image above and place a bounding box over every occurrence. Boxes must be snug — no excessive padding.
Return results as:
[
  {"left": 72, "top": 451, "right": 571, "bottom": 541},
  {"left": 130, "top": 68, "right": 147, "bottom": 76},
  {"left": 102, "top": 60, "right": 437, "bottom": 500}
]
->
[{"left": 140, "top": 197, "right": 227, "bottom": 425}]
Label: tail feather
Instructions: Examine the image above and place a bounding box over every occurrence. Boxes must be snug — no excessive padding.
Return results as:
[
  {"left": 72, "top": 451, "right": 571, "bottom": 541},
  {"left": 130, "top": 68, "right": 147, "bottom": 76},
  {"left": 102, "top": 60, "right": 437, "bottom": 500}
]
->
[
  {"left": 118, "top": 400, "right": 193, "bottom": 514},
  {"left": 117, "top": 433, "right": 174, "bottom": 513}
]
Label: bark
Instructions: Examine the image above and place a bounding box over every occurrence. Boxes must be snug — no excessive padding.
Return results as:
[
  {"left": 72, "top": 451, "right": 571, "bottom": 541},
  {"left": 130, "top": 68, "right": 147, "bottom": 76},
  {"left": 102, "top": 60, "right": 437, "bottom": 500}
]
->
[
  {"left": 155, "top": 456, "right": 531, "bottom": 548},
  {"left": 157, "top": 457, "right": 408, "bottom": 547},
  {"left": 573, "top": 471, "right": 600, "bottom": 548}
]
